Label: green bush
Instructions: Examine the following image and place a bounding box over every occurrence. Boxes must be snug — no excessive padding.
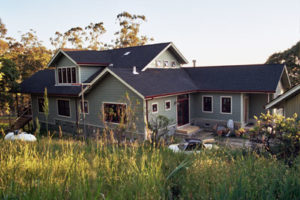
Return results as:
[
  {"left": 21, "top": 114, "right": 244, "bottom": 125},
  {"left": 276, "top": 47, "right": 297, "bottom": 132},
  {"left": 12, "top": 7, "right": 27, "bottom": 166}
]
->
[{"left": 250, "top": 112, "right": 300, "bottom": 164}]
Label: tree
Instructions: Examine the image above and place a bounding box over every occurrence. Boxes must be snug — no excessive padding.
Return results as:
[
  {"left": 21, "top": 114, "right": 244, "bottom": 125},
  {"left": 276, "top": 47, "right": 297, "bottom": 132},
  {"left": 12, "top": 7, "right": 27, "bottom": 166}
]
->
[
  {"left": 43, "top": 88, "right": 49, "bottom": 134},
  {"left": 0, "top": 58, "right": 19, "bottom": 114},
  {"left": 266, "top": 41, "right": 300, "bottom": 86},
  {"left": 50, "top": 22, "right": 106, "bottom": 50},
  {"left": 113, "top": 11, "right": 153, "bottom": 48}
]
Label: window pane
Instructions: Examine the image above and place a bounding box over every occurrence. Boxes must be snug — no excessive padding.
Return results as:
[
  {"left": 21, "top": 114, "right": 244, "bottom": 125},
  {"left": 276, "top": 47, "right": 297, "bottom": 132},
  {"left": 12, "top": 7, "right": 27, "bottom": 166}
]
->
[
  {"left": 104, "top": 103, "right": 126, "bottom": 123},
  {"left": 165, "top": 101, "right": 171, "bottom": 110},
  {"left": 58, "top": 100, "right": 70, "bottom": 116},
  {"left": 62, "top": 68, "right": 67, "bottom": 83},
  {"left": 152, "top": 104, "right": 158, "bottom": 112},
  {"left": 222, "top": 97, "right": 231, "bottom": 113},
  {"left": 38, "top": 98, "right": 44, "bottom": 112},
  {"left": 203, "top": 97, "right": 212, "bottom": 112},
  {"left": 72, "top": 68, "right": 76, "bottom": 83},
  {"left": 67, "top": 68, "right": 71, "bottom": 83},
  {"left": 58, "top": 69, "right": 62, "bottom": 83}
]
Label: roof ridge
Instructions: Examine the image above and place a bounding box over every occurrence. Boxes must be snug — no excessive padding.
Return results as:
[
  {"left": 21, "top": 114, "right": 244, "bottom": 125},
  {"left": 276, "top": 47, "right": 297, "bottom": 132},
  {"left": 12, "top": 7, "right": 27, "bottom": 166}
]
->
[
  {"left": 62, "top": 42, "right": 172, "bottom": 53},
  {"left": 184, "top": 63, "right": 283, "bottom": 69}
]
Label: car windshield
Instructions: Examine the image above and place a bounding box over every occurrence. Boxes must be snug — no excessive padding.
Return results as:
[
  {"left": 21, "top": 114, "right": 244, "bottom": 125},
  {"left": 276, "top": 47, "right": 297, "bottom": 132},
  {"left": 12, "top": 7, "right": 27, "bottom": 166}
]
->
[{"left": 185, "top": 142, "right": 203, "bottom": 151}]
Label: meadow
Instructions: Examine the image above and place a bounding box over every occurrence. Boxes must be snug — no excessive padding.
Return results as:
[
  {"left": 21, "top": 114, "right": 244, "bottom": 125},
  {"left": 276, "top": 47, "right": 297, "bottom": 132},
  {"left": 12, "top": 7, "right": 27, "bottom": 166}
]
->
[{"left": 1, "top": 138, "right": 300, "bottom": 200}]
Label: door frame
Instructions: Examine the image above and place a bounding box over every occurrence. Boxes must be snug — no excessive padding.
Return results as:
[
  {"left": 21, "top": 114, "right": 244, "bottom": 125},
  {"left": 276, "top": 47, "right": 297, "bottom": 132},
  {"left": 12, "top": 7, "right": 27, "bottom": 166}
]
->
[
  {"left": 176, "top": 94, "right": 190, "bottom": 127},
  {"left": 243, "top": 95, "right": 249, "bottom": 124}
]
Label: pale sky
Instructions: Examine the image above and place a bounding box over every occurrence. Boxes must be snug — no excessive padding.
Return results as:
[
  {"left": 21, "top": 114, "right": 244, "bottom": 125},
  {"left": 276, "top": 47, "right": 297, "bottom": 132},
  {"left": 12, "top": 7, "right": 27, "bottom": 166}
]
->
[{"left": 1, "top": 0, "right": 300, "bottom": 66}]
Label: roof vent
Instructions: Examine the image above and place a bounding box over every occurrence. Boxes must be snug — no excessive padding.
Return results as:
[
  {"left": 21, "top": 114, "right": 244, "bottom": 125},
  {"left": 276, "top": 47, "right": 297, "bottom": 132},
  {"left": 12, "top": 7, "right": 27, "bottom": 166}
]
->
[
  {"left": 109, "top": 63, "right": 113, "bottom": 67},
  {"left": 133, "top": 66, "right": 139, "bottom": 75},
  {"left": 124, "top": 51, "right": 131, "bottom": 56}
]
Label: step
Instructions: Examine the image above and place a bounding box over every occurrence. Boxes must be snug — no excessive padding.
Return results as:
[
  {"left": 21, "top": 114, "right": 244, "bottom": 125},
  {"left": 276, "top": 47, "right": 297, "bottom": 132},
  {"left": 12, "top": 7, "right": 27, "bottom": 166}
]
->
[{"left": 176, "top": 125, "right": 201, "bottom": 135}]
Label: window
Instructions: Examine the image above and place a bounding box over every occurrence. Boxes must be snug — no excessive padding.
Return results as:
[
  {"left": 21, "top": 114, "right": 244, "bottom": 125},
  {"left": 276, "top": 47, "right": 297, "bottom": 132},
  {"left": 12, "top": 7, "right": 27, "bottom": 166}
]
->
[
  {"left": 163, "top": 61, "right": 169, "bottom": 67},
  {"left": 221, "top": 97, "right": 231, "bottom": 114},
  {"left": 171, "top": 61, "right": 176, "bottom": 67},
  {"left": 80, "top": 100, "right": 89, "bottom": 114},
  {"left": 38, "top": 98, "right": 44, "bottom": 113},
  {"left": 104, "top": 103, "right": 126, "bottom": 123},
  {"left": 202, "top": 96, "right": 212, "bottom": 112},
  {"left": 165, "top": 100, "right": 171, "bottom": 111},
  {"left": 58, "top": 67, "right": 77, "bottom": 84},
  {"left": 57, "top": 99, "right": 70, "bottom": 117},
  {"left": 156, "top": 60, "right": 162, "bottom": 67},
  {"left": 152, "top": 103, "right": 158, "bottom": 113}
]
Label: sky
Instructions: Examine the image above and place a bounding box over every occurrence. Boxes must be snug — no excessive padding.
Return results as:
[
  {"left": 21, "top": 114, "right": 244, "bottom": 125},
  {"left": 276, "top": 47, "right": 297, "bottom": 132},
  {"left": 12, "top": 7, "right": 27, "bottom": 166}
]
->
[{"left": 1, "top": 0, "right": 300, "bottom": 66}]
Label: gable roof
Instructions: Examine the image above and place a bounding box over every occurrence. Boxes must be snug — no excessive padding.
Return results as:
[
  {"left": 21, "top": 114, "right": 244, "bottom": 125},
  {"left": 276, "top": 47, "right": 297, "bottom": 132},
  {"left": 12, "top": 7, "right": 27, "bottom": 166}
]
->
[
  {"left": 265, "top": 84, "right": 300, "bottom": 109},
  {"left": 48, "top": 42, "right": 187, "bottom": 70}
]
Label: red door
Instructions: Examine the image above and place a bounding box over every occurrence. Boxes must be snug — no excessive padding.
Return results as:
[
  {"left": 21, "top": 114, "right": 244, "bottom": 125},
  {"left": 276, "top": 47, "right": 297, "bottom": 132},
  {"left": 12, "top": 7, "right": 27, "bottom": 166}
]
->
[{"left": 177, "top": 94, "right": 189, "bottom": 126}]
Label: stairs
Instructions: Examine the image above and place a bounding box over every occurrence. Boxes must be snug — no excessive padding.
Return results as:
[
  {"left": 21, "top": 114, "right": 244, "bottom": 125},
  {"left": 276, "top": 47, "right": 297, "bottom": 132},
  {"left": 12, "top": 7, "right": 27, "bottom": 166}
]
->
[{"left": 11, "top": 105, "right": 32, "bottom": 130}]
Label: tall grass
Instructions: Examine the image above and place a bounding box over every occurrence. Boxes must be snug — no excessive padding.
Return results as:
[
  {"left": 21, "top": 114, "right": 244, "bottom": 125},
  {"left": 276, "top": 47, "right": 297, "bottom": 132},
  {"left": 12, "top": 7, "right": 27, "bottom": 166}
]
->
[{"left": 0, "top": 139, "right": 299, "bottom": 199}]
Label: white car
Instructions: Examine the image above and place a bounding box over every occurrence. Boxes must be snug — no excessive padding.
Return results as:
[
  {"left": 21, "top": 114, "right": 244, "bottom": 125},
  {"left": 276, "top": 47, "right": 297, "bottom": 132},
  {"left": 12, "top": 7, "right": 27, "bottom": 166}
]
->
[{"left": 168, "top": 139, "right": 217, "bottom": 153}]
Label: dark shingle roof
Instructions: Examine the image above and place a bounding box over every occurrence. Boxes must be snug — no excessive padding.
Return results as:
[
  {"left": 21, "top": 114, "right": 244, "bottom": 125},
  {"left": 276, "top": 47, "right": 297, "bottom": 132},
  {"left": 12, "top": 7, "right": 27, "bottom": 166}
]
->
[
  {"left": 63, "top": 42, "right": 171, "bottom": 70},
  {"left": 109, "top": 68, "right": 198, "bottom": 97},
  {"left": 20, "top": 69, "right": 81, "bottom": 96},
  {"left": 184, "top": 64, "right": 284, "bottom": 92}
]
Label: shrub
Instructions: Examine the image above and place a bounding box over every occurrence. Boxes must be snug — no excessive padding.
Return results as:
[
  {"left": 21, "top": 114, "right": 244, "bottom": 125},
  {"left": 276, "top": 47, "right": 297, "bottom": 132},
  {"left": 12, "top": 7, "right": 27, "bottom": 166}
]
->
[{"left": 250, "top": 112, "right": 300, "bottom": 164}]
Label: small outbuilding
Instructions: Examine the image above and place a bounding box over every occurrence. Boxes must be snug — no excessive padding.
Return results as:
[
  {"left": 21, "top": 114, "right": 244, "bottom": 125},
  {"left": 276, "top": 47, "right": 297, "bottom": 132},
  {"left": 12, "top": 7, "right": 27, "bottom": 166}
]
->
[{"left": 265, "top": 84, "right": 300, "bottom": 118}]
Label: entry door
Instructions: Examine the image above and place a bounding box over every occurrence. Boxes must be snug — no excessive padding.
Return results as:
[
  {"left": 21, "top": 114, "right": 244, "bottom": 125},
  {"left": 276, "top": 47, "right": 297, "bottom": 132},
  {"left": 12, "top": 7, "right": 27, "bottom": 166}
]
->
[
  {"left": 177, "top": 94, "right": 189, "bottom": 126},
  {"left": 243, "top": 96, "right": 249, "bottom": 123}
]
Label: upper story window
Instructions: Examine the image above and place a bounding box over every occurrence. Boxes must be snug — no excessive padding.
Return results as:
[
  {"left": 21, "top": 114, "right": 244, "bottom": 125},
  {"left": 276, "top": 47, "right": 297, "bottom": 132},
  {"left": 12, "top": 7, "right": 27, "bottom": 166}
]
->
[
  {"left": 171, "top": 61, "right": 176, "bottom": 67},
  {"left": 221, "top": 96, "right": 232, "bottom": 114},
  {"left": 156, "top": 60, "right": 162, "bottom": 67},
  {"left": 163, "top": 61, "right": 169, "bottom": 67},
  {"left": 58, "top": 67, "right": 76, "bottom": 84}
]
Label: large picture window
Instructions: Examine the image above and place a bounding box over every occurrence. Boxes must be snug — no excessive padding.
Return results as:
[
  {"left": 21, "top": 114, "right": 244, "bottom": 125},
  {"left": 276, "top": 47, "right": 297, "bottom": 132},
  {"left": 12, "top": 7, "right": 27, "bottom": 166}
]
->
[
  {"left": 221, "top": 97, "right": 231, "bottom": 114},
  {"left": 38, "top": 98, "right": 44, "bottom": 113},
  {"left": 57, "top": 99, "right": 70, "bottom": 117},
  {"left": 202, "top": 96, "right": 212, "bottom": 112},
  {"left": 58, "top": 67, "right": 76, "bottom": 84},
  {"left": 104, "top": 103, "right": 126, "bottom": 123}
]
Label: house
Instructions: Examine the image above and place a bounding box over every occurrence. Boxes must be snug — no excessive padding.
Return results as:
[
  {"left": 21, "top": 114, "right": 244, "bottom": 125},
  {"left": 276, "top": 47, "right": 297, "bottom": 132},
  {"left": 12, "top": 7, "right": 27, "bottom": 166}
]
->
[
  {"left": 265, "top": 84, "right": 300, "bottom": 118},
  {"left": 19, "top": 42, "right": 291, "bottom": 139}
]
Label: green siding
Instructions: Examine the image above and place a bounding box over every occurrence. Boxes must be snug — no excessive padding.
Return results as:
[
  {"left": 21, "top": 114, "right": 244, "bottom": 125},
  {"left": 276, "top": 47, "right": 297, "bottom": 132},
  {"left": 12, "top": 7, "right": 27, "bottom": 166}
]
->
[
  {"left": 284, "top": 93, "right": 300, "bottom": 117},
  {"left": 79, "top": 66, "right": 101, "bottom": 82},
  {"left": 147, "top": 96, "right": 177, "bottom": 126},
  {"left": 56, "top": 56, "right": 75, "bottom": 66},
  {"left": 82, "top": 73, "right": 145, "bottom": 134},
  {"left": 31, "top": 95, "right": 77, "bottom": 125},
  {"left": 190, "top": 93, "right": 242, "bottom": 123},
  {"left": 249, "top": 94, "right": 268, "bottom": 118}
]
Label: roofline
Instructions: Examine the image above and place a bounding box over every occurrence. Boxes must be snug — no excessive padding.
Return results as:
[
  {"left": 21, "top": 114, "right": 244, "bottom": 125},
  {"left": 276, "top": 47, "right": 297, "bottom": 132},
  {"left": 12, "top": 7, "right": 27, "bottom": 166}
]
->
[
  {"left": 265, "top": 84, "right": 300, "bottom": 109},
  {"left": 145, "top": 89, "right": 275, "bottom": 99},
  {"left": 283, "top": 65, "right": 292, "bottom": 88},
  {"left": 47, "top": 49, "right": 80, "bottom": 67},
  {"left": 77, "top": 62, "right": 109, "bottom": 66},
  {"left": 141, "top": 42, "right": 188, "bottom": 72},
  {"left": 79, "top": 68, "right": 145, "bottom": 99},
  {"left": 20, "top": 91, "right": 79, "bottom": 97}
]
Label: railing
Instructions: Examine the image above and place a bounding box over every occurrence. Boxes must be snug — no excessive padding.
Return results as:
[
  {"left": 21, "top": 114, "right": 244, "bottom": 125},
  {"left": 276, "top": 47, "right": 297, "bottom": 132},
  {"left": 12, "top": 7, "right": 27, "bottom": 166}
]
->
[{"left": 11, "top": 104, "right": 32, "bottom": 129}]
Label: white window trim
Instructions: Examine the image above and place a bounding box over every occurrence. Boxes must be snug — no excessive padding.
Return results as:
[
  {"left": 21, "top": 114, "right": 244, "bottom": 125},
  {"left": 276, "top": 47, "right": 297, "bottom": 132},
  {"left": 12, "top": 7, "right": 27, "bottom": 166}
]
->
[
  {"left": 171, "top": 61, "right": 176, "bottom": 67},
  {"left": 57, "top": 66, "right": 77, "bottom": 85},
  {"left": 152, "top": 102, "right": 159, "bottom": 114},
  {"left": 79, "top": 100, "right": 89, "bottom": 115},
  {"left": 37, "top": 97, "right": 45, "bottom": 114},
  {"left": 102, "top": 102, "right": 127, "bottom": 125},
  {"left": 155, "top": 60, "right": 162, "bottom": 67},
  {"left": 165, "top": 100, "right": 171, "bottom": 111},
  {"left": 202, "top": 95, "right": 213, "bottom": 113},
  {"left": 220, "top": 96, "right": 232, "bottom": 114},
  {"left": 56, "top": 98, "right": 71, "bottom": 118}
]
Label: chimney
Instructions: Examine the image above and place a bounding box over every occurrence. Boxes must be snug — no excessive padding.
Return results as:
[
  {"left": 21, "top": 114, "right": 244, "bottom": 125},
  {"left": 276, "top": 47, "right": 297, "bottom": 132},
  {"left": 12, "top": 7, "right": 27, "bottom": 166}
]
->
[
  {"left": 192, "top": 60, "right": 196, "bottom": 67},
  {"left": 133, "top": 66, "right": 139, "bottom": 75}
]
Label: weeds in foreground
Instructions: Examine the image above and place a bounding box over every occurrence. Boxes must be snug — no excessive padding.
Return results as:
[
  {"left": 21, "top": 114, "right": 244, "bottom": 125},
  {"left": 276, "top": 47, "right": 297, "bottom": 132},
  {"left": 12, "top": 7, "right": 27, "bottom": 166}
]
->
[{"left": 0, "top": 139, "right": 300, "bottom": 200}]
